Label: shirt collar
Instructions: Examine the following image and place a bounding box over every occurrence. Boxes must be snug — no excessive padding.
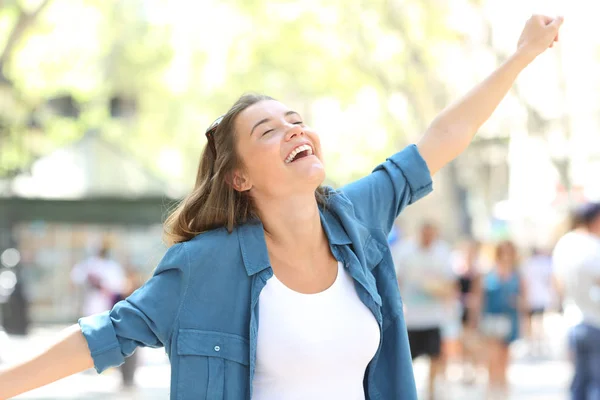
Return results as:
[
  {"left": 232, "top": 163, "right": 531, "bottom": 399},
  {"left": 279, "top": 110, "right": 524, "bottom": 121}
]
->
[
  {"left": 319, "top": 207, "right": 352, "bottom": 246},
  {"left": 237, "top": 208, "right": 352, "bottom": 277},
  {"left": 237, "top": 220, "right": 271, "bottom": 277}
]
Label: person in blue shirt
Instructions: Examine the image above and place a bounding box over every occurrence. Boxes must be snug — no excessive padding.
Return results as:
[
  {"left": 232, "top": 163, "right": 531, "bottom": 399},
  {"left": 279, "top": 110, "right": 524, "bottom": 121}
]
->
[
  {"left": 0, "top": 15, "right": 563, "bottom": 400},
  {"left": 478, "top": 240, "right": 526, "bottom": 399}
]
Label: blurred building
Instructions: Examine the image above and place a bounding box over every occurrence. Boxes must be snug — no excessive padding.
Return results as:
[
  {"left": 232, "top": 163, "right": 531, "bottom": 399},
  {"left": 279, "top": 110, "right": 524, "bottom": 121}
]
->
[{"left": 0, "top": 131, "right": 175, "bottom": 327}]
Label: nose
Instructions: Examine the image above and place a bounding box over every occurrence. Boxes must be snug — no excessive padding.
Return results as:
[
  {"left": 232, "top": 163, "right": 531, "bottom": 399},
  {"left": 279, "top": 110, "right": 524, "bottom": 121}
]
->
[{"left": 284, "top": 123, "right": 304, "bottom": 141}]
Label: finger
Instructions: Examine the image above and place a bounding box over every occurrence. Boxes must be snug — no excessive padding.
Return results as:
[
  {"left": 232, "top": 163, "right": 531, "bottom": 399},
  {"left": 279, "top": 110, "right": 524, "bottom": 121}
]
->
[
  {"left": 540, "top": 15, "right": 554, "bottom": 25},
  {"left": 548, "top": 16, "right": 564, "bottom": 30}
]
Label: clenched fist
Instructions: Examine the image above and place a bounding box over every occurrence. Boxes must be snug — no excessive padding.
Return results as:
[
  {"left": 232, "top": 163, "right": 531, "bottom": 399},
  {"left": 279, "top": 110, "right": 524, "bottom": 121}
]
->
[{"left": 517, "top": 15, "right": 564, "bottom": 62}]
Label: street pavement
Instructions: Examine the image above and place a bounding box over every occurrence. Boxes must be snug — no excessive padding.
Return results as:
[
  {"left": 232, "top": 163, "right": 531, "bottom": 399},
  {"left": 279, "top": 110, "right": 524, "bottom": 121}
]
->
[{"left": 1, "top": 314, "right": 573, "bottom": 399}]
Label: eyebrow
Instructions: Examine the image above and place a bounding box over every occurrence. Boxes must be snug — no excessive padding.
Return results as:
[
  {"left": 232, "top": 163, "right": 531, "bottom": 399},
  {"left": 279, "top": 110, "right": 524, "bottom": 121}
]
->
[{"left": 250, "top": 110, "right": 301, "bottom": 136}]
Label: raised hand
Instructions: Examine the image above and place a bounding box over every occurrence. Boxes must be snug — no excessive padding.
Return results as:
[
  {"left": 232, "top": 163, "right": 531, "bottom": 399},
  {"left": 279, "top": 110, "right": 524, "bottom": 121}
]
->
[{"left": 517, "top": 15, "right": 564, "bottom": 62}]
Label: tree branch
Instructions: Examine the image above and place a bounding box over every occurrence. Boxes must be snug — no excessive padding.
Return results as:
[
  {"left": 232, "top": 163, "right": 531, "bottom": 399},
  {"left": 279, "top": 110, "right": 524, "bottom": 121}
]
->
[{"left": 0, "top": 0, "right": 52, "bottom": 66}]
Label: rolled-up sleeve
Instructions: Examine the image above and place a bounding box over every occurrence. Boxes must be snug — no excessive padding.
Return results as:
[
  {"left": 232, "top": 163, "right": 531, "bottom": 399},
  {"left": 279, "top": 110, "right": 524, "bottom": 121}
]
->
[
  {"left": 340, "top": 144, "right": 433, "bottom": 234},
  {"left": 78, "top": 242, "right": 189, "bottom": 373}
]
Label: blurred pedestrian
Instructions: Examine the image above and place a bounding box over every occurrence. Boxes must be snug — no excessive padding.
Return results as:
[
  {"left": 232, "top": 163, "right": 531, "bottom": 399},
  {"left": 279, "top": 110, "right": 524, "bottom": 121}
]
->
[
  {"left": 71, "top": 241, "right": 136, "bottom": 388},
  {"left": 455, "top": 239, "right": 483, "bottom": 384},
  {"left": 71, "top": 240, "right": 125, "bottom": 318},
  {"left": 112, "top": 268, "right": 144, "bottom": 389},
  {"left": 478, "top": 240, "right": 526, "bottom": 399},
  {"left": 393, "top": 221, "right": 455, "bottom": 399},
  {"left": 553, "top": 203, "right": 600, "bottom": 400},
  {"left": 522, "top": 247, "right": 554, "bottom": 357}
]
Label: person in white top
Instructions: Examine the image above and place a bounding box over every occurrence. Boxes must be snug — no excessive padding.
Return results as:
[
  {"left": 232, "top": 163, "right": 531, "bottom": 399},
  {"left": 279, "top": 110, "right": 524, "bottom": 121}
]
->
[
  {"left": 392, "top": 222, "right": 455, "bottom": 400},
  {"left": 71, "top": 242, "right": 138, "bottom": 388},
  {"left": 522, "top": 247, "right": 555, "bottom": 356},
  {"left": 553, "top": 203, "right": 600, "bottom": 399},
  {"left": 71, "top": 242, "right": 126, "bottom": 317}
]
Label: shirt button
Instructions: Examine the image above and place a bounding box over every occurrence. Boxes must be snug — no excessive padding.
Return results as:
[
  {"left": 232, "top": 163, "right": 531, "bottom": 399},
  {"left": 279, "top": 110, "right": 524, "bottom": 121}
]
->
[{"left": 214, "top": 345, "right": 221, "bottom": 352}]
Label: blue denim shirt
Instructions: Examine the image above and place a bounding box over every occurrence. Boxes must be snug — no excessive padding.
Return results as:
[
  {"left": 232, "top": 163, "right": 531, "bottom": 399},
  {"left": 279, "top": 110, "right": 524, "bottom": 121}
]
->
[{"left": 79, "top": 144, "right": 432, "bottom": 399}]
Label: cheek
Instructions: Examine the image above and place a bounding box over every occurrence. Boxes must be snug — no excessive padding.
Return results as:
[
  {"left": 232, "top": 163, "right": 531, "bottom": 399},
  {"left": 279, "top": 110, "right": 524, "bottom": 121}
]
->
[
  {"left": 308, "top": 133, "right": 324, "bottom": 158},
  {"left": 242, "top": 142, "right": 284, "bottom": 181},
  {"left": 255, "top": 140, "right": 282, "bottom": 167}
]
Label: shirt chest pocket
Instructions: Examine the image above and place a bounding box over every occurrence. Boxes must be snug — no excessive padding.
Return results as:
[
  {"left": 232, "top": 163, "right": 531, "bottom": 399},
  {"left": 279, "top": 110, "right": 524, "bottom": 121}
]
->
[{"left": 176, "top": 329, "right": 250, "bottom": 400}]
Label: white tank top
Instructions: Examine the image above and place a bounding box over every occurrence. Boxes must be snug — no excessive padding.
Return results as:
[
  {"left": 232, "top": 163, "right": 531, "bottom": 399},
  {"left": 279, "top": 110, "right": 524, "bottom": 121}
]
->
[{"left": 252, "top": 262, "right": 381, "bottom": 400}]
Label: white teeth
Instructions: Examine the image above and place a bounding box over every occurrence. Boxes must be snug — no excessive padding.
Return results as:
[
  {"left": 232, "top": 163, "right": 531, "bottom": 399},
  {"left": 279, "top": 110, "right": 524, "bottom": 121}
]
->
[{"left": 285, "top": 144, "right": 313, "bottom": 163}]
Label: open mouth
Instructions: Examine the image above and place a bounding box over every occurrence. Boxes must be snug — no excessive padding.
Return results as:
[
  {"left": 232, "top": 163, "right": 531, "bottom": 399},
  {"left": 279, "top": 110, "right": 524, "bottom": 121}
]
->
[{"left": 285, "top": 144, "right": 314, "bottom": 164}]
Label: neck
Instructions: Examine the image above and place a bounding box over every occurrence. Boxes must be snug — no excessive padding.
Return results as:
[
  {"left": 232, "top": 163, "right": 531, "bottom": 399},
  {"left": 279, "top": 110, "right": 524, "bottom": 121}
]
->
[
  {"left": 581, "top": 227, "right": 600, "bottom": 238},
  {"left": 420, "top": 240, "right": 433, "bottom": 250},
  {"left": 497, "top": 262, "right": 513, "bottom": 273},
  {"left": 255, "top": 192, "right": 325, "bottom": 257}
]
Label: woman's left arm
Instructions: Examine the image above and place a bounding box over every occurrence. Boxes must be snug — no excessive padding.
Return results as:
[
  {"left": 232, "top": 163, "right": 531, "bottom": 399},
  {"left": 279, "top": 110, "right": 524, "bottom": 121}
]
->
[
  {"left": 468, "top": 274, "right": 483, "bottom": 329},
  {"left": 518, "top": 276, "right": 529, "bottom": 315},
  {"left": 418, "top": 15, "right": 563, "bottom": 176},
  {"left": 473, "top": 274, "right": 485, "bottom": 328}
]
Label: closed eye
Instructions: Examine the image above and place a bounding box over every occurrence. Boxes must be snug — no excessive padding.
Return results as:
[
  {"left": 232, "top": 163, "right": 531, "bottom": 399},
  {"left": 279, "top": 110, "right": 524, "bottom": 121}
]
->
[{"left": 262, "top": 121, "right": 303, "bottom": 136}]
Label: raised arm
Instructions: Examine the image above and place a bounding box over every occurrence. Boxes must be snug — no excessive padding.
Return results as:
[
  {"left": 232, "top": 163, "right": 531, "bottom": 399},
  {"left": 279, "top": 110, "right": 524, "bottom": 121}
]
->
[
  {"left": 417, "top": 15, "right": 563, "bottom": 175},
  {"left": 0, "top": 325, "right": 93, "bottom": 399},
  {"left": 340, "top": 15, "right": 562, "bottom": 234}
]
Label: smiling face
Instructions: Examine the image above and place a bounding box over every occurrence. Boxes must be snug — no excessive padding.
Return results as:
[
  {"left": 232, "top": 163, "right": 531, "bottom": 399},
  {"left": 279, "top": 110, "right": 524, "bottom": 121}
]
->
[{"left": 232, "top": 100, "right": 326, "bottom": 200}]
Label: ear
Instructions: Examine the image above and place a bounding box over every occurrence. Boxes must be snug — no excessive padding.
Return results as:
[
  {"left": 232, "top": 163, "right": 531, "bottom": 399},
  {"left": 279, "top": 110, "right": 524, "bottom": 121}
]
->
[{"left": 228, "top": 170, "right": 252, "bottom": 192}]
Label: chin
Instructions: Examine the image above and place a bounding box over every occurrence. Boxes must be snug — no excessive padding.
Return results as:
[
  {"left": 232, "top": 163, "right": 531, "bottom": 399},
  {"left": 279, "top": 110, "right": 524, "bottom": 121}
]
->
[
  {"left": 293, "top": 169, "right": 325, "bottom": 194},
  {"left": 307, "top": 165, "right": 326, "bottom": 186}
]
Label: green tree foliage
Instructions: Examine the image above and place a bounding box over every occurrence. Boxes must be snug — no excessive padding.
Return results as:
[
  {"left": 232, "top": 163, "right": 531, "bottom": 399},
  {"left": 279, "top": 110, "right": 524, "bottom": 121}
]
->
[{"left": 0, "top": 0, "right": 459, "bottom": 189}]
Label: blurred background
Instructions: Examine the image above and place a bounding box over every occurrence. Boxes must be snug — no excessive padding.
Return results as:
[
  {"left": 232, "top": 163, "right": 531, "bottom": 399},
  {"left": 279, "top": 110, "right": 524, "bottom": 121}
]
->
[{"left": 0, "top": 0, "right": 596, "bottom": 398}]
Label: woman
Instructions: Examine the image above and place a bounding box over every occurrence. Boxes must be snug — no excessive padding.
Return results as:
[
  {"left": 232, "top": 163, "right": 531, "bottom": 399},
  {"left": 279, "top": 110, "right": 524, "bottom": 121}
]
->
[
  {"left": 0, "top": 15, "right": 561, "bottom": 400},
  {"left": 478, "top": 240, "right": 527, "bottom": 399}
]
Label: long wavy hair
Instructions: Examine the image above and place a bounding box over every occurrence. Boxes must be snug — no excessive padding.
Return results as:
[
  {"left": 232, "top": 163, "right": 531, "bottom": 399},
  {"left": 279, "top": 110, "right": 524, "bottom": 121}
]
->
[{"left": 163, "top": 93, "right": 329, "bottom": 246}]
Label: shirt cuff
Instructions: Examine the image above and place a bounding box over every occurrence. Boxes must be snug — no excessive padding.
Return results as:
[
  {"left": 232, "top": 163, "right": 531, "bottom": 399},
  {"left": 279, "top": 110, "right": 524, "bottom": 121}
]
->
[
  {"left": 79, "top": 312, "right": 125, "bottom": 373},
  {"left": 387, "top": 144, "right": 433, "bottom": 204}
]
